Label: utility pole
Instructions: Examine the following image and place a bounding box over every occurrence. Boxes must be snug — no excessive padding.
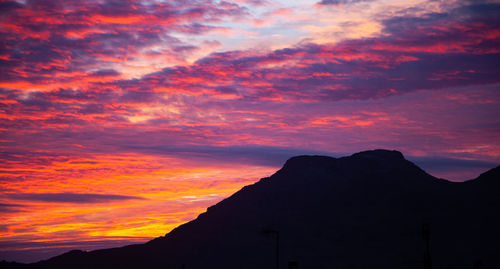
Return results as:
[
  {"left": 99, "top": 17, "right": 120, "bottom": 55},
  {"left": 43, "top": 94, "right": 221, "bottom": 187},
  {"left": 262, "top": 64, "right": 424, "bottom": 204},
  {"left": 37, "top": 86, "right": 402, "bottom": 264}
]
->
[
  {"left": 262, "top": 229, "right": 280, "bottom": 269},
  {"left": 422, "top": 223, "right": 432, "bottom": 269}
]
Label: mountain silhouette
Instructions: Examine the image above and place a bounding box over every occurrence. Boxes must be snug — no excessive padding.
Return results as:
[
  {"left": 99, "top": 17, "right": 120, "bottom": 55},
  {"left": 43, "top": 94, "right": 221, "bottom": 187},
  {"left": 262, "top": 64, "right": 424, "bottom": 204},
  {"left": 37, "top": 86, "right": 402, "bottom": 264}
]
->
[{"left": 5, "top": 150, "right": 500, "bottom": 268}]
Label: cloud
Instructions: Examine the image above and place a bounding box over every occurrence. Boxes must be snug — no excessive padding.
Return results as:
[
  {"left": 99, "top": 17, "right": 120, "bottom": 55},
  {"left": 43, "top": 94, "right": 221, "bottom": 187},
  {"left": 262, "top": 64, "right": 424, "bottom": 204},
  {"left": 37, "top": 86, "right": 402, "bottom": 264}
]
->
[
  {"left": 3, "top": 2, "right": 498, "bottom": 108},
  {"left": 409, "top": 157, "right": 498, "bottom": 170},
  {"left": 318, "top": 0, "right": 373, "bottom": 5},
  {"left": 0, "top": 203, "right": 25, "bottom": 213},
  {"left": 1, "top": 0, "right": 499, "bottom": 264},
  {"left": 7, "top": 193, "right": 145, "bottom": 203},
  {"left": 92, "top": 2, "right": 497, "bottom": 103},
  {"left": 89, "top": 69, "right": 121, "bottom": 78},
  {"left": 0, "top": 0, "right": 247, "bottom": 86},
  {"left": 122, "top": 145, "right": 338, "bottom": 167},
  {"left": 408, "top": 156, "right": 499, "bottom": 181}
]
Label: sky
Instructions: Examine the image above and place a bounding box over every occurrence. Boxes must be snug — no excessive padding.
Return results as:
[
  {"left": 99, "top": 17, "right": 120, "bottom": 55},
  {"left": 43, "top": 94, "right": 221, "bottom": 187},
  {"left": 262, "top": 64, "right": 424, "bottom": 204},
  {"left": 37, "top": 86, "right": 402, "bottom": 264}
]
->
[{"left": 1, "top": 0, "right": 499, "bottom": 263}]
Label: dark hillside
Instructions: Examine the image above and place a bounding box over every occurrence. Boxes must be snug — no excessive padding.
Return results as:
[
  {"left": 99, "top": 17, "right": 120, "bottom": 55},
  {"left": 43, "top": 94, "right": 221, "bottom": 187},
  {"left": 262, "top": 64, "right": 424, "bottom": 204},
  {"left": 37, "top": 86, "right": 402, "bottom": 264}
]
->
[{"left": 16, "top": 150, "right": 499, "bottom": 268}]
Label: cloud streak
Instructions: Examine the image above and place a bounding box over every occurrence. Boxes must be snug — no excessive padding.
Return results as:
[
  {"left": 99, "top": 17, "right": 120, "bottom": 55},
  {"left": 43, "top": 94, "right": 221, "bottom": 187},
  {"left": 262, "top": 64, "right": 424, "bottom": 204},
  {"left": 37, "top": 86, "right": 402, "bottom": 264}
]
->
[
  {"left": 0, "top": 203, "right": 25, "bottom": 213},
  {"left": 318, "top": 0, "right": 373, "bottom": 6},
  {"left": 6, "top": 193, "right": 145, "bottom": 203}
]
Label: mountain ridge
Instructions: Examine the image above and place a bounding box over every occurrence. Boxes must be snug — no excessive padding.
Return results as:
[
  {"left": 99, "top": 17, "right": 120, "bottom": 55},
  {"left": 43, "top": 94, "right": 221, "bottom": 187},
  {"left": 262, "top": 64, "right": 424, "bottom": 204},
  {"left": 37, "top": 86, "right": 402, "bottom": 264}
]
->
[{"left": 4, "top": 149, "right": 499, "bottom": 269}]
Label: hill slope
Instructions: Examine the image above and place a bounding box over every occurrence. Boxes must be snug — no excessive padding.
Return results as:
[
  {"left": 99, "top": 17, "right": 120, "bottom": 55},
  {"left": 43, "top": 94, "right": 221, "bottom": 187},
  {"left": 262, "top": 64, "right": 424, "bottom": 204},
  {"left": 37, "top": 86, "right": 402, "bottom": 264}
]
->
[{"left": 25, "top": 150, "right": 500, "bottom": 268}]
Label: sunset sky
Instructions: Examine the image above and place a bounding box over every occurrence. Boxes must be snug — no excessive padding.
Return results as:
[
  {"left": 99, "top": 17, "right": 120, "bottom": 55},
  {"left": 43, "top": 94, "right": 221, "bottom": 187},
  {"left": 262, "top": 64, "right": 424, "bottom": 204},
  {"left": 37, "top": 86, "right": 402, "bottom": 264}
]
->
[{"left": 1, "top": 0, "right": 499, "bottom": 263}]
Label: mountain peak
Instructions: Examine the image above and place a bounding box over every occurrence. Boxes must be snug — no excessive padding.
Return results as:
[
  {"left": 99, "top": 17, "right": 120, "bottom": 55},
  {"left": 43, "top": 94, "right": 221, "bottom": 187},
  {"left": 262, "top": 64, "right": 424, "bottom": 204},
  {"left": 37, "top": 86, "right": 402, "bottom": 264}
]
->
[
  {"left": 18, "top": 149, "right": 500, "bottom": 269},
  {"left": 351, "top": 149, "right": 405, "bottom": 160},
  {"left": 280, "top": 149, "right": 414, "bottom": 177},
  {"left": 282, "top": 155, "right": 336, "bottom": 170},
  {"left": 282, "top": 149, "right": 406, "bottom": 168},
  {"left": 347, "top": 149, "right": 411, "bottom": 172},
  {"left": 282, "top": 149, "right": 404, "bottom": 167}
]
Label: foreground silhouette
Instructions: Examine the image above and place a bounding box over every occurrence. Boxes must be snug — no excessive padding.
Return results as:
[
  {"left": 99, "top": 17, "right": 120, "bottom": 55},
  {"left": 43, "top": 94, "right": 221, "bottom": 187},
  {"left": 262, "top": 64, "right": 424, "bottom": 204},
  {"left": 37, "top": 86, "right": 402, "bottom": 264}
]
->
[{"left": 4, "top": 150, "right": 499, "bottom": 268}]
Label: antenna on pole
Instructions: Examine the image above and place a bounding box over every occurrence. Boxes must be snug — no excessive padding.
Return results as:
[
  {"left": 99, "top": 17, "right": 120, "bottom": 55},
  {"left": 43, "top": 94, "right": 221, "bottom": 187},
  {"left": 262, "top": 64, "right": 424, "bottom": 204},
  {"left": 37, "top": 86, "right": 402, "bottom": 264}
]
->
[
  {"left": 262, "top": 229, "right": 280, "bottom": 269},
  {"left": 422, "top": 223, "right": 432, "bottom": 269}
]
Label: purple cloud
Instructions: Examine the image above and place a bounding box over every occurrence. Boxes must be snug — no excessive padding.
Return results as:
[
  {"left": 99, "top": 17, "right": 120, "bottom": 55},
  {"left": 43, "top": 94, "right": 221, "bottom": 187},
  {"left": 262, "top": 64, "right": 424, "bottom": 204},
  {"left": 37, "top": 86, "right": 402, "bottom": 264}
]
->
[
  {"left": 89, "top": 69, "right": 121, "bottom": 78},
  {"left": 0, "top": 203, "right": 25, "bottom": 213},
  {"left": 0, "top": 0, "right": 247, "bottom": 84},
  {"left": 318, "top": 0, "right": 373, "bottom": 5},
  {"left": 90, "top": 2, "right": 497, "bottom": 103},
  {"left": 7, "top": 193, "right": 145, "bottom": 203}
]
